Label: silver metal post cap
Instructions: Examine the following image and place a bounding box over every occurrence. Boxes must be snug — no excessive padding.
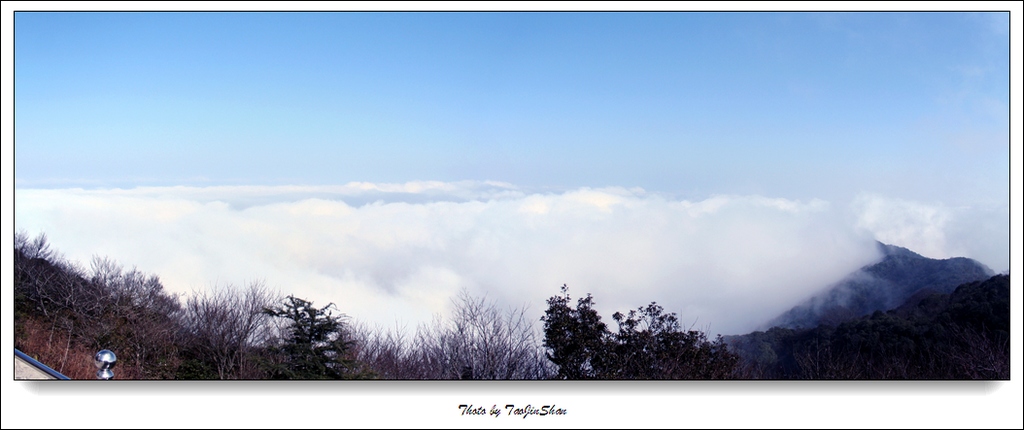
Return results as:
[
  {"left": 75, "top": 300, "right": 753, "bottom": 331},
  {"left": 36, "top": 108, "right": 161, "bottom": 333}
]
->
[{"left": 94, "top": 349, "right": 117, "bottom": 370}]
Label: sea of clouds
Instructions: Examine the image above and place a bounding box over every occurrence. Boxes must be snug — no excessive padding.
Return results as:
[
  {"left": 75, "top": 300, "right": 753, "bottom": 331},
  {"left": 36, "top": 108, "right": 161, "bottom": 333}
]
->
[{"left": 13, "top": 181, "right": 1009, "bottom": 335}]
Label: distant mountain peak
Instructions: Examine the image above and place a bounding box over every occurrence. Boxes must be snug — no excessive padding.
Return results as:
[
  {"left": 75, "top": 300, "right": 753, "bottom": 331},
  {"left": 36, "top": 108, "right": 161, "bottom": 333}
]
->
[
  {"left": 876, "top": 241, "right": 917, "bottom": 257},
  {"left": 764, "top": 243, "right": 993, "bottom": 330}
]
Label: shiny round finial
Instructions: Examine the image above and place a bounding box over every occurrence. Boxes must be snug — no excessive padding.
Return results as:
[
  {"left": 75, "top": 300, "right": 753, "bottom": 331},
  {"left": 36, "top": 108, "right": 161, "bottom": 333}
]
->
[{"left": 94, "top": 349, "right": 117, "bottom": 380}]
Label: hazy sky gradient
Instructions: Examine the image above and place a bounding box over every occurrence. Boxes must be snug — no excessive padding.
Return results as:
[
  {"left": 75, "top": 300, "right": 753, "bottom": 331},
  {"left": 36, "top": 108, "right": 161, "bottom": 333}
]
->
[{"left": 12, "top": 11, "right": 1011, "bottom": 334}]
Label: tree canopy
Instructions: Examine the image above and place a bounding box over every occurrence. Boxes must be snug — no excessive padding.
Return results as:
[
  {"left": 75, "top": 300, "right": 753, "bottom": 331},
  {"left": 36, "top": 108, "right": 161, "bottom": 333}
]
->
[
  {"left": 542, "top": 284, "right": 738, "bottom": 379},
  {"left": 263, "top": 295, "right": 374, "bottom": 379}
]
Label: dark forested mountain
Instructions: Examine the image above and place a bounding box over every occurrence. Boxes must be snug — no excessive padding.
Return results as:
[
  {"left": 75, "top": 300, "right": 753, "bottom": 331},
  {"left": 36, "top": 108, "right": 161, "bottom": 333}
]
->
[
  {"left": 727, "top": 274, "right": 1010, "bottom": 379},
  {"left": 766, "top": 242, "right": 994, "bottom": 330}
]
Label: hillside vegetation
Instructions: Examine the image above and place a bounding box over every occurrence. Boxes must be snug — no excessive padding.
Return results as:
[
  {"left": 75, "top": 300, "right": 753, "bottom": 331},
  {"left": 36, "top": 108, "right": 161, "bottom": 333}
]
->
[
  {"left": 728, "top": 274, "right": 1009, "bottom": 379},
  {"left": 14, "top": 232, "right": 1009, "bottom": 380}
]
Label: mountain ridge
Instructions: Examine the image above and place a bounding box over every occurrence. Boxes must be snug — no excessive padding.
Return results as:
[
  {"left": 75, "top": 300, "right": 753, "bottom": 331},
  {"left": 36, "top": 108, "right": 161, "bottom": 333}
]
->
[{"left": 764, "top": 241, "right": 994, "bottom": 330}]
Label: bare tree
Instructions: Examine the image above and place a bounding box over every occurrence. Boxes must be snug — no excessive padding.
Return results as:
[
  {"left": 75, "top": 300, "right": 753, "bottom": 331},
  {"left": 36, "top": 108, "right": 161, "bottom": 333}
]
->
[
  {"left": 793, "top": 338, "right": 863, "bottom": 380},
  {"left": 934, "top": 324, "right": 1010, "bottom": 379},
  {"left": 355, "top": 289, "right": 552, "bottom": 379},
  {"left": 181, "top": 281, "right": 280, "bottom": 379},
  {"left": 349, "top": 321, "right": 420, "bottom": 379},
  {"left": 15, "top": 232, "right": 101, "bottom": 320},
  {"left": 86, "top": 256, "right": 184, "bottom": 379}
]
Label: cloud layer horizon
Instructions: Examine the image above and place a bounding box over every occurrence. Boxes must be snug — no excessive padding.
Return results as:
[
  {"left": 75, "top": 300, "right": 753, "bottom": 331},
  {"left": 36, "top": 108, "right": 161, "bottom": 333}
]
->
[{"left": 14, "top": 181, "right": 1008, "bottom": 335}]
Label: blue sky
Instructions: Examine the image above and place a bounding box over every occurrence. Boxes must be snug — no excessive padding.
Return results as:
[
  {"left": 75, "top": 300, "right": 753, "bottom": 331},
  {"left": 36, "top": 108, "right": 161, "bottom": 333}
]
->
[{"left": 15, "top": 12, "right": 1009, "bottom": 201}]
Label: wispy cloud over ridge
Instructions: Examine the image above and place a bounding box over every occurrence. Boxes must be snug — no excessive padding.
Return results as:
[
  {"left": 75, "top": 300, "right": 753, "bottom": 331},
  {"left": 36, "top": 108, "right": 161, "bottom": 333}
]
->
[
  {"left": 14, "top": 182, "right": 1005, "bottom": 335},
  {"left": 853, "top": 193, "right": 1009, "bottom": 273}
]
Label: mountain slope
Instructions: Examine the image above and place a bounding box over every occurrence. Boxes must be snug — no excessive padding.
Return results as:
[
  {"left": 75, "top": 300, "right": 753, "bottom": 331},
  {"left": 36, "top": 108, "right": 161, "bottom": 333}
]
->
[
  {"left": 727, "top": 274, "right": 1010, "bottom": 379},
  {"left": 765, "top": 242, "right": 994, "bottom": 330}
]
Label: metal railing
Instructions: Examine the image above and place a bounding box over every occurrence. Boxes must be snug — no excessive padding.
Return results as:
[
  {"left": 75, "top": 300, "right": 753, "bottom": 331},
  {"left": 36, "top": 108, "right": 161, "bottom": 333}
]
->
[
  {"left": 13, "top": 349, "right": 70, "bottom": 380},
  {"left": 14, "top": 349, "right": 117, "bottom": 380}
]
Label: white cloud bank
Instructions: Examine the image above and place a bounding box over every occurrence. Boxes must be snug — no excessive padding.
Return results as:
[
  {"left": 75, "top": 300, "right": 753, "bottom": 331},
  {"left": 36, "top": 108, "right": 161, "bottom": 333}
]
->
[{"left": 14, "top": 182, "right": 1007, "bottom": 335}]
